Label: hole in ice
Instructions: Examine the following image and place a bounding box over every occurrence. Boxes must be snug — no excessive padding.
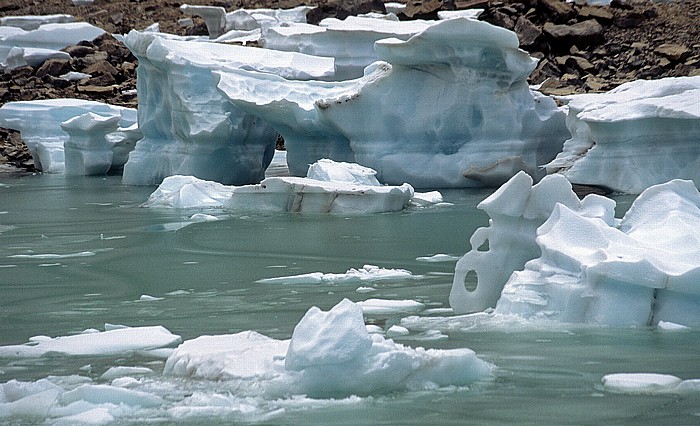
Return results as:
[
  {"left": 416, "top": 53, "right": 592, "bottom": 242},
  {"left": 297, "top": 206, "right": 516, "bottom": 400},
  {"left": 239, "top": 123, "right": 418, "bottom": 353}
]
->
[
  {"left": 476, "top": 238, "right": 489, "bottom": 252},
  {"left": 464, "top": 269, "right": 477, "bottom": 292}
]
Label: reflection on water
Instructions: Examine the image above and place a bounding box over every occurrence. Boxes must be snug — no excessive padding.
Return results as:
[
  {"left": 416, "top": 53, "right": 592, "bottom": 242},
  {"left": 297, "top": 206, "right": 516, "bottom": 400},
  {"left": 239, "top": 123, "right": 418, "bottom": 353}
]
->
[{"left": 0, "top": 174, "right": 699, "bottom": 423}]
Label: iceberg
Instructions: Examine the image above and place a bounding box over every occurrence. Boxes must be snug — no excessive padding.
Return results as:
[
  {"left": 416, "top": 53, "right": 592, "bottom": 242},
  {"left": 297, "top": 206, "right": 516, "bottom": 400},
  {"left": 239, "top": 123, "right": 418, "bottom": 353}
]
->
[
  {"left": 219, "top": 17, "right": 568, "bottom": 188},
  {"left": 121, "top": 30, "right": 336, "bottom": 186},
  {"left": 0, "top": 99, "right": 137, "bottom": 173},
  {"left": 451, "top": 171, "right": 700, "bottom": 327},
  {"left": 142, "top": 159, "right": 417, "bottom": 214},
  {"left": 0, "top": 14, "right": 75, "bottom": 31},
  {"left": 546, "top": 76, "right": 700, "bottom": 194},
  {"left": 164, "top": 299, "right": 493, "bottom": 397}
]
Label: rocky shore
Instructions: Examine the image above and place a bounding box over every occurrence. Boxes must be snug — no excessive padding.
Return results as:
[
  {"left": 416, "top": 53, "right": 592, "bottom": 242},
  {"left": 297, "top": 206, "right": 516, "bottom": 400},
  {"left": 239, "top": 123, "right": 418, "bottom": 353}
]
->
[{"left": 0, "top": 0, "right": 698, "bottom": 170}]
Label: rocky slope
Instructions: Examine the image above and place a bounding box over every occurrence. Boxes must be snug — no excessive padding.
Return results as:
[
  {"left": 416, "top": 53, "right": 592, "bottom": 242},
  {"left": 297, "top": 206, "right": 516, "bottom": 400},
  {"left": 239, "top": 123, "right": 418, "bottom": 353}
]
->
[{"left": 0, "top": 0, "right": 698, "bottom": 170}]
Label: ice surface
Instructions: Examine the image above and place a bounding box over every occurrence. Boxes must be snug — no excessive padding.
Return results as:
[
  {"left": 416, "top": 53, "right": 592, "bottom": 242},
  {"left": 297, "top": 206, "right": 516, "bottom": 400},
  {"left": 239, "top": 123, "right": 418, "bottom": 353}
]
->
[
  {"left": 181, "top": 5, "right": 312, "bottom": 39},
  {"left": 0, "top": 325, "right": 181, "bottom": 358},
  {"left": 495, "top": 178, "right": 700, "bottom": 327},
  {"left": 0, "top": 14, "right": 75, "bottom": 31},
  {"left": 356, "top": 298, "right": 426, "bottom": 315},
  {"left": 0, "top": 99, "right": 137, "bottom": 173},
  {"left": 221, "top": 17, "right": 568, "bottom": 187},
  {"left": 121, "top": 30, "right": 335, "bottom": 186},
  {"left": 143, "top": 159, "right": 423, "bottom": 214},
  {"left": 0, "top": 22, "right": 104, "bottom": 70},
  {"left": 165, "top": 299, "right": 492, "bottom": 397},
  {"left": 601, "top": 373, "right": 684, "bottom": 394},
  {"left": 450, "top": 171, "right": 606, "bottom": 314},
  {"left": 451, "top": 170, "right": 700, "bottom": 327},
  {"left": 547, "top": 76, "right": 700, "bottom": 193},
  {"left": 262, "top": 16, "right": 434, "bottom": 80},
  {"left": 256, "top": 264, "right": 415, "bottom": 284}
]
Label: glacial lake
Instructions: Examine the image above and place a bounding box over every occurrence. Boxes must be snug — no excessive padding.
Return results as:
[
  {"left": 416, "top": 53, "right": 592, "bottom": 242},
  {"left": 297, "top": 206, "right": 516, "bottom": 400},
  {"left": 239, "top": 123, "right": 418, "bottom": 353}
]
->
[{"left": 1, "top": 172, "right": 699, "bottom": 424}]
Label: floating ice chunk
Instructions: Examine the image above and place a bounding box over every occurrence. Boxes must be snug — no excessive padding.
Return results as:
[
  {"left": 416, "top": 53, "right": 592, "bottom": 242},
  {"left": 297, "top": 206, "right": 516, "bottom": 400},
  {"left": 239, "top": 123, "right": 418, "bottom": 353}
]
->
[
  {"left": 229, "top": 18, "right": 567, "bottom": 187},
  {"left": 99, "top": 366, "right": 154, "bottom": 381},
  {"left": 0, "top": 325, "right": 181, "bottom": 358},
  {"left": 256, "top": 264, "right": 415, "bottom": 284},
  {"left": 165, "top": 299, "right": 492, "bottom": 397},
  {"left": 411, "top": 191, "right": 444, "bottom": 207},
  {"left": 601, "top": 373, "right": 683, "bottom": 394},
  {"left": 121, "top": 30, "right": 335, "bottom": 186},
  {"left": 142, "top": 176, "right": 235, "bottom": 209},
  {"left": 139, "top": 294, "right": 163, "bottom": 302},
  {"left": 357, "top": 299, "right": 426, "bottom": 315},
  {"left": 386, "top": 325, "right": 410, "bottom": 338},
  {"left": 0, "top": 14, "right": 74, "bottom": 31},
  {"left": 59, "top": 384, "right": 164, "bottom": 407},
  {"left": 494, "top": 178, "right": 700, "bottom": 327},
  {"left": 0, "top": 99, "right": 136, "bottom": 173},
  {"left": 416, "top": 254, "right": 460, "bottom": 263},
  {"left": 450, "top": 171, "right": 613, "bottom": 314},
  {"left": 547, "top": 76, "right": 700, "bottom": 193},
  {"left": 656, "top": 321, "right": 690, "bottom": 331}
]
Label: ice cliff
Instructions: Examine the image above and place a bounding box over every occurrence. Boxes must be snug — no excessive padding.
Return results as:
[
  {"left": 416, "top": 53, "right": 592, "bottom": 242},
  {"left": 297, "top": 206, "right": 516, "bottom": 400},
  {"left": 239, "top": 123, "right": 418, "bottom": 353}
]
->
[
  {"left": 218, "top": 17, "right": 569, "bottom": 188},
  {"left": 121, "top": 30, "right": 335, "bottom": 186},
  {"left": 451, "top": 171, "right": 700, "bottom": 327},
  {"left": 546, "top": 76, "right": 700, "bottom": 194}
]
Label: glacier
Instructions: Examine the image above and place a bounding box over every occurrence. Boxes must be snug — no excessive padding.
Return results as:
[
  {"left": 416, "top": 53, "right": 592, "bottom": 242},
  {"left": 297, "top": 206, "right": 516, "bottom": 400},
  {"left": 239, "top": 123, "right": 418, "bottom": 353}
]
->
[
  {"left": 450, "top": 171, "right": 700, "bottom": 327},
  {"left": 0, "top": 99, "right": 137, "bottom": 173},
  {"left": 218, "top": 17, "right": 569, "bottom": 188},
  {"left": 546, "top": 76, "right": 700, "bottom": 194},
  {"left": 121, "top": 30, "right": 335, "bottom": 186}
]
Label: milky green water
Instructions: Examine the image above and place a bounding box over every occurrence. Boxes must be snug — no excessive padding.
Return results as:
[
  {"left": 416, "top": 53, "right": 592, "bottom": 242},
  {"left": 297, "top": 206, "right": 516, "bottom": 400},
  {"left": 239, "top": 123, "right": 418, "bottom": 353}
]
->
[{"left": 1, "top": 173, "right": 699, "bottom": 424}]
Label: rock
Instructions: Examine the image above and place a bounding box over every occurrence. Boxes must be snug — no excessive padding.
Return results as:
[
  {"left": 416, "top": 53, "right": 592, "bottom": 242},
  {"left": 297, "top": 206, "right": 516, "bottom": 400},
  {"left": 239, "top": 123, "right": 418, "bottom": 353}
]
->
[
  {"left": 654, "top": 43, "right": 691, "bottom": 62},
  {"left": 567, "top": 56, "right": 596, "bottom": 73},
  {"left": 77, "top": 84, "right": 115, "bottom": 95},
  {"left": 616, "top": 11, "right": 644, "bottom": 28},
  {"left": 544, "top": 19, "right": 604, "bottom": 48},
  {"left": 35, "top": 58, "right": 72, "bottom": 78},
  {"left": 398, "top": 0, "right": 444, "bottom": 20},
  {"left": 62, "top": 45, "right": 96, "bottom": 58},
  {"left": 539, "top": 0, "right": 575, "bottom": 22},
  {"left": 84, "top": 60, "right": 119, "bottom": 77},
  {"left": 578, "top": 6, "right": 614, "bottom": 23},
  {"left": 9, "top": 66, "right": 34, "bottom": 79},
  {"left": 514, "top": 16, "right": 542, "bottom": 46}
]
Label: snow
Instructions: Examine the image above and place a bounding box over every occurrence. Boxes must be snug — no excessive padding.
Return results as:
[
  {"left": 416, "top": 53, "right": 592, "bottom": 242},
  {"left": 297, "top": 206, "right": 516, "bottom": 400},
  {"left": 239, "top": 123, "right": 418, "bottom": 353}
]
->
[
  {"left": 256, "top": 264, "right": 415, "bottom": 284},
  {"left": 450, "top": 171, "right": 700, "bottom": 327},
  {"left": 221, "top": 17, "right": 568, "bottom": 188},
  {"left": 547, "top": 76, "right": 700, "bottom": 194},
  {"left": 121, "top": 30, "right": 335, "bottom": 186},
  {"left": 0, "top": 99, "right": 137, "bottom": 173}
]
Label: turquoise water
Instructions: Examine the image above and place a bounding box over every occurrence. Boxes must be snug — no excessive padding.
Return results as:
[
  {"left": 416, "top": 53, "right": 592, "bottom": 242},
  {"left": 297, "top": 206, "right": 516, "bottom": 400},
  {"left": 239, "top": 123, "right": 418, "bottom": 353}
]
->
[{"left": 1, "top": 173, "right": 699, "bottom": 424}]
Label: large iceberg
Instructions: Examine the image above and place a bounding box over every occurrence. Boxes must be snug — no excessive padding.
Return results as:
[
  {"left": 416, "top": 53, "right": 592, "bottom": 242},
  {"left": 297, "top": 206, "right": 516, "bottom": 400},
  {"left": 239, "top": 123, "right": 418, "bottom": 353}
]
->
[
  {"left": 219, "top": 17, "right": 568, "bottom": 188},
  {"left": 546, "top": 76, "right": 700, "bottom": 194},
  {"left": 121, "top": 31, "right": 336, "bottom": 186},
  {"left": 0, "top": 99, "right": 137, "bottom": 173},
  {"left": 450, "top": 171, "right": 700, "bottom": 327}
]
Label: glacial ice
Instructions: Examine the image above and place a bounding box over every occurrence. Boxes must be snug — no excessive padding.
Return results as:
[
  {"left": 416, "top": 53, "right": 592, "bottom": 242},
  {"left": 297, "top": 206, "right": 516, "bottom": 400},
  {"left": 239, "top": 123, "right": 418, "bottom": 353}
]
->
[
  {"left": 0, "top": 14, "right": 75, "bottom": 31},
  {"left": 0, "top": 22, "right": 104, "bottom": 71},
  {"left": 0, "top": 325, "right": 181, "bottom": 358},
  {"left": 164, "top": 299, "right": 492, "bottom": 397},
  {"left": 256, "top": 264, "right": 415, "bottom": 284},
  {"left": 0, "top": 99, "right": 137, "bottom": 173},
  {"left": 220, "top": 17, "right": 568, "bottom": 187},
  {"left": 142, "top": 159, "right": 422, "bottom": 214},
  {"left": 547, "top": 76, "right": 700, "bottom": 194},
  {"left": 261, "top": 16, "right": 435, "bottom": 80},
  {"left": 601, "top": 373, "right": 700, "bottom": 395},
  {"left": 121, "top": 30, "right": 335, "bottom": 186},
  {"left": 450, "top": 171, "right": 700, "bottom": 327}
]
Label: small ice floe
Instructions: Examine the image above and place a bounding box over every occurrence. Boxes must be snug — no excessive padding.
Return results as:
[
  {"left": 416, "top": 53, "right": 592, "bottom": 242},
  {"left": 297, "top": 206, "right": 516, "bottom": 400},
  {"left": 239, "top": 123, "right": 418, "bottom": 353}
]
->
[
  {"left": 99, "top": 366, "right": 154, "bottom": 381},
  {"left": 356, "top": 299, "right": 426, "bottom": 316},
  {"left": 0, "top": 325, "right": 181, "bottom": 358},
  {"left": 416, "top": 253, "right": 460, "bottom": 263},
  {"left": 256, "top": 264, "right": 415, "bottom": 285},
  {"left": 601, "top": 373, "right": 693, "bottom": 395},
  {"left": 139, "top": 295, "right": 164, "bottom": 302}
]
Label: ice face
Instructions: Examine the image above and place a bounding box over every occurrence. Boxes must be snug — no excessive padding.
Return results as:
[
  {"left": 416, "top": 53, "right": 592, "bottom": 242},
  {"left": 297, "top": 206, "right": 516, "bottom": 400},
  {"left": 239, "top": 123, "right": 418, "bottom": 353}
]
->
[
  {"left": 219, "top": 17, "right": 568, "bottom": 188},
  {"left": 546, "top": 76, "right": 700, "bottom": 194},
  {"left": 0, "top": 99, "right": 136, "bottom": 173},
  {"left": 121, "top": 31, "right": 335, "bottom": 186},
  {"left": 451, "top": 171, "right": 700, "bottom": 327},
  {"left": 181, "top": 5, "right": 313, "bottom": 39}
]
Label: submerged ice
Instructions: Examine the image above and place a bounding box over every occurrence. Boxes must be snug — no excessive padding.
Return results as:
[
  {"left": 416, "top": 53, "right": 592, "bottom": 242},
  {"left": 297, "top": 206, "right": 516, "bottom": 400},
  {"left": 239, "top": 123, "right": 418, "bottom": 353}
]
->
[{"left": 450, "top": 171, "right": 700, "bottom": 327}]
